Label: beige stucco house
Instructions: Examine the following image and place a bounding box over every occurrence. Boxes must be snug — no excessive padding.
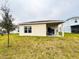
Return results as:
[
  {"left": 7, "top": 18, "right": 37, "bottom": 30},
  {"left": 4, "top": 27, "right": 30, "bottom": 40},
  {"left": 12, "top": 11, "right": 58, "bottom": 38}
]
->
[{"left": 19, "top": 20, "right": 64, "bottom": 37}]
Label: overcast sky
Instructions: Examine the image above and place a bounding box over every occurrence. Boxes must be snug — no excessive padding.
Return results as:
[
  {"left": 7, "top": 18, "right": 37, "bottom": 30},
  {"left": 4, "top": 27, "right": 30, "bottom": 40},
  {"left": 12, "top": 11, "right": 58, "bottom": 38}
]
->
[{"left": 0, "top": 0, "right": 79, "bottom": 24}]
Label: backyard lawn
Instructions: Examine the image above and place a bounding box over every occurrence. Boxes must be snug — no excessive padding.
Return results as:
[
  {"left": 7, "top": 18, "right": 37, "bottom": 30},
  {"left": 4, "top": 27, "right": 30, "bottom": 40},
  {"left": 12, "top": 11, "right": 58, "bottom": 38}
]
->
[{"left": 0, "top": 33, "right": 79, "bottom": 59}]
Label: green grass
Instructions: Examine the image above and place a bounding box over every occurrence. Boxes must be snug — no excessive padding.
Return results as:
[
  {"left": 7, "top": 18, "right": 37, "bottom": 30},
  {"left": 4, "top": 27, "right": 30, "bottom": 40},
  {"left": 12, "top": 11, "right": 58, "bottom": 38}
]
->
[{"left": 0, "top": 33, "right": 79, "bottom": 59}]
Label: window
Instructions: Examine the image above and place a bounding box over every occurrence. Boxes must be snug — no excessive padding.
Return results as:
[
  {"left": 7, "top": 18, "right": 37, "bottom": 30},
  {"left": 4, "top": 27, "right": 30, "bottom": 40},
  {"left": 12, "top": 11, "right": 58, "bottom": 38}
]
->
[
  {"left": 75, "top": 19, "right": 77, "bottom": 23},
  {"left": 24, "top": 26, "right": 32, "bottom": 33},
  {"left": 18, "top": 29, "right": 19, "bottom": 32},
  {"left": 24, "top": 27, "right": 27, "bottom": 33},
  {"left": 28, "top": 27, "right": 32, "bottom": 33}
]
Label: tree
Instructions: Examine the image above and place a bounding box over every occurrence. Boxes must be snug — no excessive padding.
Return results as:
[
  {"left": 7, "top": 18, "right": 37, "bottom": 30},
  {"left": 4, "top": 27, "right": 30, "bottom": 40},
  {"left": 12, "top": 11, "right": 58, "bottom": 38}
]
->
[{"left": 0, "top": 6, "right": 15, "bottom": 47}]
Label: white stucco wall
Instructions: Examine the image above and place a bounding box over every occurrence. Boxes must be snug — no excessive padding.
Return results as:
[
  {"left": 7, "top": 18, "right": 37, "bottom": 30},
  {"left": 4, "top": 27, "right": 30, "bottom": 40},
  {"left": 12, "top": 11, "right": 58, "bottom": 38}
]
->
[
  {"left": 19, "top": 24, "right": 47, "bottom": 36},
  {"left": 63, "top": 19, "right": 79, "bottom": 33}
]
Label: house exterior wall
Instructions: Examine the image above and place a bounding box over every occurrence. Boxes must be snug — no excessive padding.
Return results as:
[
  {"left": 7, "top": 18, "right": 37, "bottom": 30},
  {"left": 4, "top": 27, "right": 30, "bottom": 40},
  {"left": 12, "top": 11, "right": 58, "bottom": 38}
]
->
[
  {"left": 63, "top": 19, "right": 79, "bottom": 33},
  {"left": 19, "top": 24, "right": 47, "bottom": 36}
]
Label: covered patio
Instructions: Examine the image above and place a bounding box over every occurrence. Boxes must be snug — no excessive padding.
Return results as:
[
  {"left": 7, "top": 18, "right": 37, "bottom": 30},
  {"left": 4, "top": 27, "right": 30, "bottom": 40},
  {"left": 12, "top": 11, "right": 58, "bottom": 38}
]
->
[{"left": 46, "top": 23, "right": 64, "bottom": 37}]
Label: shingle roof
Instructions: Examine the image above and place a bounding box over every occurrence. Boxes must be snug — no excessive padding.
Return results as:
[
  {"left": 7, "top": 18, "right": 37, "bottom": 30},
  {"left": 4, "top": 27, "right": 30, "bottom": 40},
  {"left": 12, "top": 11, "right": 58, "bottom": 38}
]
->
[{"left": 19, "top": 20, "right": 64, "bottom": 25}]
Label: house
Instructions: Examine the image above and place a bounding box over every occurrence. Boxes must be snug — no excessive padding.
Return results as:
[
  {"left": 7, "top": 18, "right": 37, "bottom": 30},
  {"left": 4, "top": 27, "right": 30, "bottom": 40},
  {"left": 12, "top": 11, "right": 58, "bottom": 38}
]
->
[
  {"left": 10, "top": 25, "right": 19, "bottom": 34},
  {"left": 19, "top": 20, "right": 64, "bottom": 37},
  {"left": 0, "top": 25, "right": 19, "bottom": 34},
  {"left": 63, "top": 17, "right": 79, "bottom": 33},
  {"left": 0, "top": 27, "right": 6, "bottom": 34}
]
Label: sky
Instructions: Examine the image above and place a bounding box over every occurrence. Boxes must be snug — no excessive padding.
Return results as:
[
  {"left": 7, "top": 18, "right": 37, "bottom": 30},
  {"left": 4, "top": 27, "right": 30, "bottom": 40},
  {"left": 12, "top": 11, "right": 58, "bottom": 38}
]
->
[{"left": 0, "top": 0, "right": 79, "bottom": 24}]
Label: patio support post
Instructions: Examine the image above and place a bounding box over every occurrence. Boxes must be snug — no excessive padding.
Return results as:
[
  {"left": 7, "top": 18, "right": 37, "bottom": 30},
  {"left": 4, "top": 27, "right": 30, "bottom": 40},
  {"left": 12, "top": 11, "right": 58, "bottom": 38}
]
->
[
  {"left": 57, "top": 26, "right": 59, "bottom": 36},
  {"left": 61, "top": 24, "right": 64, "bottom": 37}
]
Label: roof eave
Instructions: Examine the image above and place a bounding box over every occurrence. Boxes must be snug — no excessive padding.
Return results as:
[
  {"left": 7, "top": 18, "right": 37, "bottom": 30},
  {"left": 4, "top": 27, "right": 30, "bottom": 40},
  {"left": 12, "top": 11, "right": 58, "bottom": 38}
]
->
[{"left": 19, "top": 22, "right": 64, "bottom": 25}]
